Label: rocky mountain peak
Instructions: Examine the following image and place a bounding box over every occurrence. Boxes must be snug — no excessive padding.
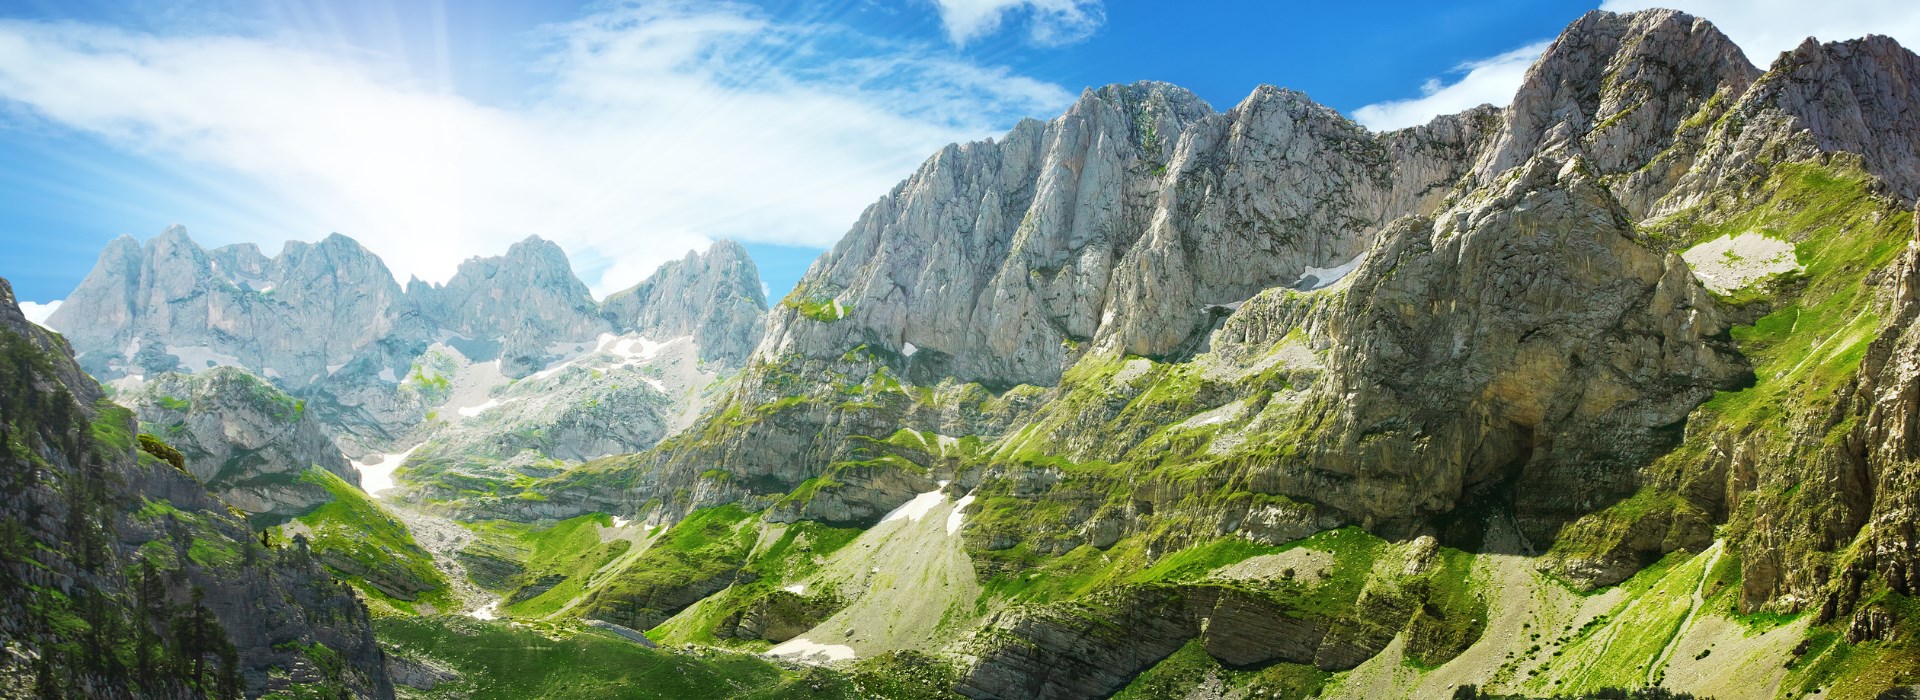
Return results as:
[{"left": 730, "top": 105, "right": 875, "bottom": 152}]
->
[
  {"left": 1477, "top": 8, "right": 1758, "bottom": 186},
  {"left": 601, "top": 239, "right": 767, "bottom": 367},
  {"left": 759, "top": 71, "right": 1487, "bottom": 387},
  {"left": 413, "top": 235, "right": 608, "bottom": 377},
  {"left": 1764, "top": 34, "right": 1920, "bottom": 200}
]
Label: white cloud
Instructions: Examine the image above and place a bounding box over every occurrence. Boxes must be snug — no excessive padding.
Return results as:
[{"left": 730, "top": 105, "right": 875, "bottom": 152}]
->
[
  {"left": 17, "top": 299, "right": 60, "bottom": 326},
  {"left": 930, "top": 0, "right": 1103, "bottom": 46},
  {"left": 0, "top": 1, "right": 1074, "bottom": 296},
  {"left": 1350, "top": 41, "right": 1549, "bottom": 132}
]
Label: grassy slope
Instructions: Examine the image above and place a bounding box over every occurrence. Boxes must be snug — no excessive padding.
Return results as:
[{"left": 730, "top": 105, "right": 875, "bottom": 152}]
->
[
  {"left": 466, "top": 513, "right": 633, "bottom": 618},
  {"left": 376, "top": 616, "right": 859, "bottom": 700},
  {"left": 367, "top": 163, "right": 1920, "bottom": 697},
  {"left": 287, "top": 468, "right": 454, "bottom": 614}
]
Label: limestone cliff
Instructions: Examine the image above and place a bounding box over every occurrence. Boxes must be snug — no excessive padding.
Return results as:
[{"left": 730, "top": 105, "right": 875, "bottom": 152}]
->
[
  {"left": 603, "top": 239, "right": 769, "bottom": 367},
  {"left": 123, "top": 367, "right": 357, "bottom": 526},
  {"left": 0, "top": 276, "right": 391, "bottom": 698}
]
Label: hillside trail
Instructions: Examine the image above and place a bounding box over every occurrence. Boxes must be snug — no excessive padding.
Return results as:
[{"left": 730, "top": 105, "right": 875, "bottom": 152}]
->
[{"left": 1646, "top": 540, "right": 1724, "bottom": 686}]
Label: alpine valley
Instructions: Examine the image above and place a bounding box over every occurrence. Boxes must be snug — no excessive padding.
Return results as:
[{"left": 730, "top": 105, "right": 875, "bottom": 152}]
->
[{"left": 6, "top": 7, "right": 1920, "bottom": 699}]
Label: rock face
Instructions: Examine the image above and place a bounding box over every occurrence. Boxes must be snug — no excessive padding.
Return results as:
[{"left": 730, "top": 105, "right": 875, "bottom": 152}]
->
[
  {"left": 1849, "top": 221, "right": 1920, "bottom": 605},
  {"left": 498, "top": 8, "right": 1920, "bottom": 696},
  {"left": 760, "top": 81, "right": 1498, "bottom": 389},
  {"left": 47, "top": 232, "right": 768, "bottom": 500},
  {"left": 409, "top": 236, "right": 609, "bottom": 378},
  {"left": 49, "top": 228, "right": 409, "bottom": 389},
  {"left": 1260, "top": 156, "right": 1747, "bottom": 539},
  {"left": 0, "top": 276, "right": 391, "bottom": 698},
  {"left": 1673, "top": 34, "right": 1920, "bottom": 209},
  {"left": 123, "top": 367, "right": 357, "bottom": 525},
  {"left": 603, "top": 239, "right": 769, "bottom": 367},
  {"left": 1473, "top": 8, "right": 1758, "bottom": 215}
]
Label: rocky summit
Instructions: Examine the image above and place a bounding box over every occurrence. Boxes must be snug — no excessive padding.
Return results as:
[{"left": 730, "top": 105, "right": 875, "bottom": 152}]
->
[{"left": 9, "top": 5, "right": 1920, "bottom": 700}]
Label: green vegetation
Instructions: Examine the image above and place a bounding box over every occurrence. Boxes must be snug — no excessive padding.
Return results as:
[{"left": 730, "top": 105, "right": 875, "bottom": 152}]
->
[
  {"left": 1115, "top": 640, "right": 1328, "bottom": 700},
  {"left": 137, "top": 433, "right": 188, "bottom": 474},
  {"left": 527, "top": 505, "right": 761, "bottom": 631},
  {"left": 287, "top": 468, "right": 453, "bottom": 613},
  {"left": 651, "top": 519, "right": 864, "bottom": 646},
  {"left": 782, "top": 295, "right": 852, "bottom": 322},
  {"left": 1689, "top": 164, "right": 1910, "bottom": 428},
  {"left": 466, "top": 513, "right": 632, "bottom": 618},
  {"left": 375, "top": 616, "right": 860, "bottom": 699}
]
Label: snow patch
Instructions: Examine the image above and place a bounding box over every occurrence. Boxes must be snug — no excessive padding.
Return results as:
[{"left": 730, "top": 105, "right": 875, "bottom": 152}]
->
[
  {"left": 611, "top": 515, "right": 631, "bottom": 528},
  {"left": 262, "top": 367, "right": 283, "bottom": 379},
  {"left": 902, "top": 342, "right": 918, "bottom": 357},
  {"left": 880, "top": 488, "right": 948, "bottom": 524},
  {"left": 378, "top": 367, "right": 398, "bottom": 383},
  {"left": 353, "top": 444, "right": 422, "bottom": 497},
  {"left": 531, "top": 333, "right": 683, "bottom": 381},
  {"left": 783, "top": 583, "right": 807, "bottom": 595},
  {"left": 1294, "top": 252, "right": 1367, "bottom": 290},
  {"left": 946, "top": 494, "right": 976, "bottom": 535},
  {"left": 468, "top": 601, "right": 499, "bottom": 620},
  {"left": 830, "top": 300, "right": 844, "bottom": 319},
  {"left": 457, "top": 398, "right": 507, "bottom": 417},
  {"left": 766, "top": 638, "right": 856, "bottom": 663},
  {"left": 641, "top": 377, "right": 667, "bottom": 393},
  {"left": 1176, "top": 399, "right": 1249, "bottom": 430}
]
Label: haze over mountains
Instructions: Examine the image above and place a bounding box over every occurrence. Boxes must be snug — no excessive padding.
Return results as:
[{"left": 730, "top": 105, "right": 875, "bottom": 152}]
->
[{"left": 6, "top": 7, "right": 1920, "bottom": 699}]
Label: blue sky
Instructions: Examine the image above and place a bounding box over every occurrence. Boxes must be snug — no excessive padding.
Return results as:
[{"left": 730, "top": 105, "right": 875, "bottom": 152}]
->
[{"left": 1, "top": 0, "right": 1914, "bottom": 318}]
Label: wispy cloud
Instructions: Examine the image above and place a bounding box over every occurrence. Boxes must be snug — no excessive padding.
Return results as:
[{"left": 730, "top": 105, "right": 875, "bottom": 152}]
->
[
  {"left": 0, "top": 1, "right": 1075, "bottom": 295},
  {"left": 1350, "top": 41, "right": 1549, "bottom": 132},
  {"left": 930, "top": 0, "right": 1103, "bottom": 47},
  {"left": 1599, "top": 0, "right": 1920, "bottom": 62}
]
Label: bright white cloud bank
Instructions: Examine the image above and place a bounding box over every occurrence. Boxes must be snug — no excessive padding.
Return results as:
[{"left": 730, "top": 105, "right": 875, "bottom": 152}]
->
[
  {"left": 0, "top": 1, "right": 1074, "bottom": 295},
  {"left": 1353, "top": 0, "right": 1920, "bottom": 133},
  {"left": 1350, "top": 42, "right": 1549, "bottom": 132},
  {"left": 931, "top": 0, "right": 1104, "bottom": 46},
  {"left": 17, "top": 300, "right": 60, "bottom": 325}
]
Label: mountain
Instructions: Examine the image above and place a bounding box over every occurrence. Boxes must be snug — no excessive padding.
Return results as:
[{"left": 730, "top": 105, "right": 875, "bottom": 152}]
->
[
  {"left": 24, "top": 6, "right": 1920, "bottom": 699},
  {"left": 0, "top": 276, "right": 392, "bottom": 698},
  {"left": 46, "top": 232, "right": 770, "bottom": 501},
  {"left": 603, "top": 239, "right": 768, "bottom": 368},
  {"left": 455, "top": 8, "right": 1920, "bottom": 698},
  {"left": 121, "top": 367, "right": 358, "bottom": 526}
]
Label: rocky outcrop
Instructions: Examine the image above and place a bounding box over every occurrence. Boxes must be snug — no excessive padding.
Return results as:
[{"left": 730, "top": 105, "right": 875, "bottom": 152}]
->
[
  {"left": 760, "top": 80, "right": 1499, "bottom": 390},
  {"left": 1671, "top": 34, "right": 1920, "bottom": 212},
  {"left": 123, "top": 367, "right": 357, "bottom": 525},
  {"left": 409, "top": 236, "right": 609, "bottom": 378},
  {"left": 1267, "top": 155, "right": 1746, "bottom": 539},
  {"left": 48, "top": 227, "right": 411, "bottom": 389},
  {"left": 722, "top": 590, "right": 840, "bottom": 643},
  {"left": 956, "top": 586, "right": 1196, "bottom": 700},
  {"left": 0, "top": 276, "right": 391, "bottom": 698},
  {"left": 602, "top": 240, "right": 769, "bottom": 367},
  {"left": 1473, "top": 9, "right": 1758, "bottom": 215}
]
